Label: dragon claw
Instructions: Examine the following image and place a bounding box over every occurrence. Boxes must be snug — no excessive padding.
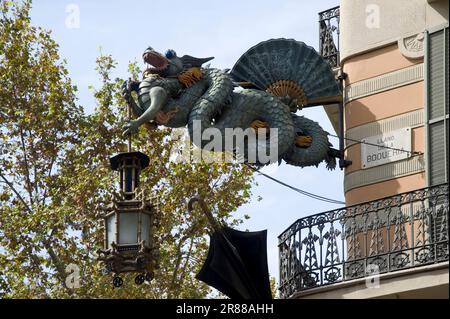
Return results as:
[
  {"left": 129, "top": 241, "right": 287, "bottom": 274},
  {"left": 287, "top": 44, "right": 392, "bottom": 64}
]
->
[
  {"left": 122, "top": 119, "right": 140, "bottom": 137},
  {"left": 250, "top": 120, "right": 269, "bottom": 130},
  {"left": 295, "top": 135, "right": 313, "bottom": 148},
  {"left": 155, "top": 107, "right": 180, "bottom": 125},
  {"left": 250, "top": 120, "right": 270, "bottom": 137}
]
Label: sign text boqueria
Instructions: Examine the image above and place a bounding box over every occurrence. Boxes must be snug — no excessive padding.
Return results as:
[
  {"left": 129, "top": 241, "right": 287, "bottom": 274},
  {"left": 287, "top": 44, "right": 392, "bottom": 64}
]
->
[{"left": 361, "top": 128, "right": 412, "bottom": 169}]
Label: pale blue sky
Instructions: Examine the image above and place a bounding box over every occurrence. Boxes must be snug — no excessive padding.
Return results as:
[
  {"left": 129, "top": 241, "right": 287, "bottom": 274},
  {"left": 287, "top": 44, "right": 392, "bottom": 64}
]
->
[{"left": 30, "top": 0, "right": 343, "bottom": 287}]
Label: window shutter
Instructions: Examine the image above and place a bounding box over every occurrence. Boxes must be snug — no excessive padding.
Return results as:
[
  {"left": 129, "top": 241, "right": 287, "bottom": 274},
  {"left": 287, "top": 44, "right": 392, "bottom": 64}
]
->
[
  {"left": 446, "top": 28, "right": 449, "bottom": 117},
  {"left": 427, "top": 26, "right": 449, "bottom": 248},
  {"left": 429, "top": 30, "right": 445, "bottom": 120},
  {"left": 429, "top": 121, "right": 447, "bottom": 185},
  {"left": 427, "top": 27, "right": 449, "bottom": 186}
]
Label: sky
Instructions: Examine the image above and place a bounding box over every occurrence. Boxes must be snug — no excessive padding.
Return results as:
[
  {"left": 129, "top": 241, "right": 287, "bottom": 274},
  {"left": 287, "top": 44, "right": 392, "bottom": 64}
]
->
[{"left": 30, "top": 0, "right": 343, "bottom": 288}]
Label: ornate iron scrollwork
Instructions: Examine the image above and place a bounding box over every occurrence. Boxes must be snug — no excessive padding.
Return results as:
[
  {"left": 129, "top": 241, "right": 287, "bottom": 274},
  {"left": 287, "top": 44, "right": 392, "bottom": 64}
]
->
[
  {"left": 319, "top": 6, "right": 340, "bottom": 68},
  {"left": 278, "top": 183, "right": 449, "bottom": 298}
]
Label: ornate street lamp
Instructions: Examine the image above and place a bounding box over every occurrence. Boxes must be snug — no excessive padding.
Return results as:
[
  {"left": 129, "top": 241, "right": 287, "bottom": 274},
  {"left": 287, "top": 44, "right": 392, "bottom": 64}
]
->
[
  {"left": 97, "top": 152, "right": 160, "bottom": 287},
  {"left": 97, "top": 81, "right": 160, "bottom": 287}
]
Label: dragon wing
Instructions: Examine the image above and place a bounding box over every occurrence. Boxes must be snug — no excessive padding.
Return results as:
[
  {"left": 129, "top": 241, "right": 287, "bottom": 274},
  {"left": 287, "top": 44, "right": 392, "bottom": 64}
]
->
[{"left": 180, "top": 55, "right": 214, "bottom": 68}]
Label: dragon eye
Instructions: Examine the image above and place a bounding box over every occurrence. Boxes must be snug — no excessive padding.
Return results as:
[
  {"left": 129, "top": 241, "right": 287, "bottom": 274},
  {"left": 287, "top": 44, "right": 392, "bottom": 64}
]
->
[{"left": 165, "top": 49, "right": 176, "bottom": 59}]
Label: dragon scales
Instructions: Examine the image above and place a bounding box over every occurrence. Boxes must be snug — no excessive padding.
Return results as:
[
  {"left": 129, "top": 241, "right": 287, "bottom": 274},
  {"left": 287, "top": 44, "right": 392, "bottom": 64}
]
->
[{"left": 122, "top": 39, "right": 342, "bottom": 169}]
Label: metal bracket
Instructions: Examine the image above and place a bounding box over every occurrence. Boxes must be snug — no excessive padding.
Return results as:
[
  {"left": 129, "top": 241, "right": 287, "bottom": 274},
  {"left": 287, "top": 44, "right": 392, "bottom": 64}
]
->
[
  {"left": 337, "top": 70, "right": 348, "bottom": 82},
  {"left": 339, "top": 158, "right": 352, "bottom": 169}
]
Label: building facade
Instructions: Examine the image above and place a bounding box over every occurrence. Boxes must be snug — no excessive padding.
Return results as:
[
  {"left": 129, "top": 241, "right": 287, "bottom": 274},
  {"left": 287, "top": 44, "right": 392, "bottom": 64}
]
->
[
  {"left": 279, "top": 0, "right": 448, "bottom": 299},
  {"left": 340, "top": 0, "right": 448, "bottom": 206}
]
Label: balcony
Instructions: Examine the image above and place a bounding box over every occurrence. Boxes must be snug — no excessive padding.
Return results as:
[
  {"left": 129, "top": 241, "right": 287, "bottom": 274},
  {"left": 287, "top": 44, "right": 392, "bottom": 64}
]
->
[
  {"left": 319, "top": 6, "right": 340, "bottom": 68},
  {"left": 318, "top": 6, "right": 343, "bottom": 145},
  {"left": 278, "top": 184, "right": 449, "bottom": 299}
]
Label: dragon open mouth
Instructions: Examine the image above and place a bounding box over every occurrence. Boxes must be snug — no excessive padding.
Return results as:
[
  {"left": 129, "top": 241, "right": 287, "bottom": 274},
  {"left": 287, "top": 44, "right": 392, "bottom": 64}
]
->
[{"left": 143, "top": 49, "right": 169, "bottom": 76}]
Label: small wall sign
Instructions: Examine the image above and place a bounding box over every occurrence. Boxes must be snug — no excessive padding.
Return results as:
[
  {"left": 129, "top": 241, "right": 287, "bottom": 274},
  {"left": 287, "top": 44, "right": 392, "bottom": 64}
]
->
[{"left": 361, "top": 127, "right": 412, "bottom": 169}]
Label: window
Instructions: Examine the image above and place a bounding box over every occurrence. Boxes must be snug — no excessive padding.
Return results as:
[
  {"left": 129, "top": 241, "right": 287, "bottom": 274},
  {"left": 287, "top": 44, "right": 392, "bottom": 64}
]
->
[
  {"left": 426, "top": 26, "right": 449, "bottom": 186},
  {"left": 426, "top": 25, "right": 449, "bottom": 248}
]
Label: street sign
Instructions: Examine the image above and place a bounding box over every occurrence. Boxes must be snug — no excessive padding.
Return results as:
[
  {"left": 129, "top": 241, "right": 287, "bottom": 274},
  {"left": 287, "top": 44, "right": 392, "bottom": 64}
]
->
[{"left": 361, "top": 127, "right": 412, "bottom": 169}]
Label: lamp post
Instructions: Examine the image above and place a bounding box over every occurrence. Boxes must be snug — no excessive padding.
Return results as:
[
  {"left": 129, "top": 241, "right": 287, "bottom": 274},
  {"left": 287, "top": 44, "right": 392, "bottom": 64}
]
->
[{"left": 97, "top": 81, "right": 160, "bottom": 287}]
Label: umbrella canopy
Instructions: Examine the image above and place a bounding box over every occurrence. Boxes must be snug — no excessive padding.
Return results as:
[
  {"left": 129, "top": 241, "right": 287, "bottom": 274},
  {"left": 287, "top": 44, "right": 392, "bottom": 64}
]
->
[{"left": 188, "top": 196, "right": 272, "bottom": 300}]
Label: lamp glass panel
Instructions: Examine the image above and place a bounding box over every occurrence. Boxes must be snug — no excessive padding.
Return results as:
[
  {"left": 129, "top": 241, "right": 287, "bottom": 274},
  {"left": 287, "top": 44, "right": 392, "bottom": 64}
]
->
[
  {"left": 106, "top": 214, "right": 116, "bottom": 249},
  {"left": 135, "top": 170, "right": 140, "bottom": 189},
  {"left": 125, "top": 167, "right": 132, "bottom": 192},
  {"left": 119, "top": 170, "right": 124, "bottom": 192},
  {"left": 119, "top": 212, "right": 139, "bottom": 244},
  {"left": 141, "top": 213, "right": 151, "bottom": 246}
]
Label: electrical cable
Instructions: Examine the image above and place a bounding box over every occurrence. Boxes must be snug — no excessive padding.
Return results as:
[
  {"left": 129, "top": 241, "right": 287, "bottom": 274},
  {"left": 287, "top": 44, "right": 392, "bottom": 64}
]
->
[
  {"left": 162, "top": 91, "right": 419, "bottom": 205},
  {"left": 328, "top": 134, "right": 423, "bottom": 156},
  {"left": 244, "top": 163, "right": 346, "bottom": 205},
  {"left": 176, "top": 90, "right": 346, "bottom": 205},
  {"left": 182, "top": 91, "right": 422, "bottom": 156}
]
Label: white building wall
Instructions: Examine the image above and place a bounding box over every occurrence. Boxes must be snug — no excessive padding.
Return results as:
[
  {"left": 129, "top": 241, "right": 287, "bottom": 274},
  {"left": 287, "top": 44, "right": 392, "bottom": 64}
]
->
[{"left": 340, "top": 0, "right": 448, "bottom": 62}]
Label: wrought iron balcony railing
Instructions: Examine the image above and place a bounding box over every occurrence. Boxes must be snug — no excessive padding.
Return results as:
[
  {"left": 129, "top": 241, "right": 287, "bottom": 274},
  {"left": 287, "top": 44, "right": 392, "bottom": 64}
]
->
[
  {"left": 278, "top": 184, "right": 449, "bottom": 298},
  {"left": 319, "top": 6, "right": 340, "bottom": 68}
]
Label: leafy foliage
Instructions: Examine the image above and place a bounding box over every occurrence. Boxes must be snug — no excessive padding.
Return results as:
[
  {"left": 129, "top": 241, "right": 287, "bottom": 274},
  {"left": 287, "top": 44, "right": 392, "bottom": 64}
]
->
[{"left": 0, "top": 0, "right": 255, "bottom": 298}]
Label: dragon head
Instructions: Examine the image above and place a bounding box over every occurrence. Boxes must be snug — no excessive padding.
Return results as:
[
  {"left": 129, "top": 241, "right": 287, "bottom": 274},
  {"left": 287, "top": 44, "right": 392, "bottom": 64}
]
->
[
  {"left": 142, "top": 47, "right": 173, "bottom": 77},
  {"left": 143, "top": 46, "right": 214, "bottom": 78}
]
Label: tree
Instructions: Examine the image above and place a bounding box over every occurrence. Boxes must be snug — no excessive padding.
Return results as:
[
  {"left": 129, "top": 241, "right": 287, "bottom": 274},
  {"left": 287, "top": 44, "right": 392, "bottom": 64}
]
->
[{"left": 0, "top": 0, "right": 255, "bottom": 298}]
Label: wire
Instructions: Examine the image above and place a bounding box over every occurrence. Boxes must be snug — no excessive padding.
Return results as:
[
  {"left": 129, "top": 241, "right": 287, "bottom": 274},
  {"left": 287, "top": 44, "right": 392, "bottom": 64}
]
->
[
  {"left": 169, "top": 90, "right": 421, "bottom": 205},
  {"left": 328, "top": 134, "right": 423, "bottom": 156},
  {"left": 182, "top": 90, "right": 421, "bottom": 157},
  {"left": 177, "top": 90, "right": 346, "bottom": 205},
  {"left": 244, "top": 163, "right": 346, "bottom": 205}
]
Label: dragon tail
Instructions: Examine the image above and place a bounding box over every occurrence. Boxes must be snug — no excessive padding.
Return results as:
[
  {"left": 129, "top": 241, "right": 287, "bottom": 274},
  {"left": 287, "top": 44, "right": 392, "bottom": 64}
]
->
[{"left": 282, "top": 114, "right": 338, "bottom": 170}]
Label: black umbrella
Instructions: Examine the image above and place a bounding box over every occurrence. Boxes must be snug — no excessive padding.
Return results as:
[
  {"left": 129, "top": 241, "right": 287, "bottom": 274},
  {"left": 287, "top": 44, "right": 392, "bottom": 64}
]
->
[{"left": 188, "top": 196, "right": 272, "bottom": 300}]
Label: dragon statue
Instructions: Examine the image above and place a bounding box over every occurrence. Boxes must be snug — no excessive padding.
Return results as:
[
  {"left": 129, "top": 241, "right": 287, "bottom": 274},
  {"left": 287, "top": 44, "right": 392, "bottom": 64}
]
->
[{"left": 122, "top": 38, "right": 342, "bottom": 169}]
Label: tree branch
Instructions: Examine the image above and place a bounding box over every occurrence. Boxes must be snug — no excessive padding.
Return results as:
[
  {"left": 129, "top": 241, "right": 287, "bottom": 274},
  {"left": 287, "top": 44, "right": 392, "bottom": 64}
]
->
[
  {"left": 168, "top": 222, "right": 200, "bottom": 298},
  {"left": 27, "top": 128, "right": 39, "bottom": 197},
  {"left": 0, "top": 170, "right": 70, "bottom": 294},
  {"left": 19, "top": 126, "right": 34, "bottom": 206},
  {"left": 175, "top": 237, "right": 195, "bottom": 298},
  {"left": 41, "top": 154, "right": 56, "bottom": 205},
  {"left": 0, "top": 170, "right": 32, "bottom": 214},
  {"left": 169, "top": 234, "right": 189, "bottom": 298}
]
